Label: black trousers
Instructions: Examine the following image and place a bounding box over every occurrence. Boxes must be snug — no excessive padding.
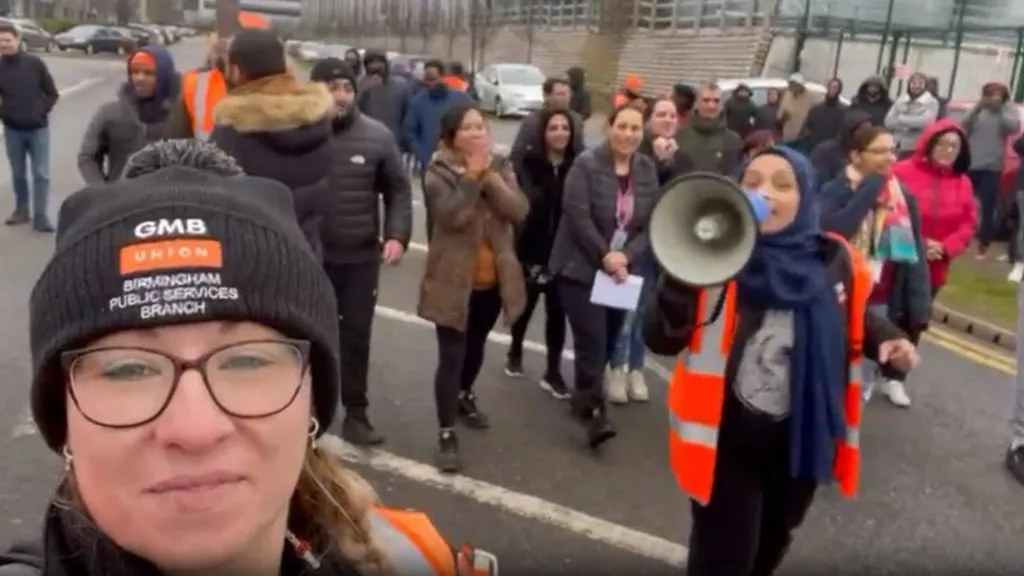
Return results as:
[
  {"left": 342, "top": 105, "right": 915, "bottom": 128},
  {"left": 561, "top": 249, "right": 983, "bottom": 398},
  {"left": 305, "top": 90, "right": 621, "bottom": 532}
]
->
[
  {"left": 509, "top": 280, "right": 567, "bottom": 376},
  {"left": 434, "top": 288, "right": 502, "bottom": 428},
  {"left": 687, "top": 400, "right": 818, "bottom": 576},
  {"left": 324, "top": 260, "right": 380, "bottom": 412},
  {"left": 879, "top": 284, "right": 940, "bottom": 382},
  {"left": 557, "top": 278, "right": 625, "bottom": 412}
]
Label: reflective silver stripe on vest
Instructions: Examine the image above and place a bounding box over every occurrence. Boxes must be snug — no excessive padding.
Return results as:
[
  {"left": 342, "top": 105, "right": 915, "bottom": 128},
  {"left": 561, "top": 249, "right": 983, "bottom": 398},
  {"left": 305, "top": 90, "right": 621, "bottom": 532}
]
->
[
  {"left": 846, "top": 426, "right": 860, "bottom": 447},
  {"left": 848, "top": 358, "right": 861, "bottom": 383},
  {"left": 682, "top": 285, "right": 728, "bottom": 374},
  {"left": 368, "top": 510, "right": 438, "bottom": 575},
  {"left": 192, "top": 71, "right": 211, "bottom": 140},
  {"left": 846, "top": 357, "right": 861, "bottom": 447},
  {"left": 669, "top": 413, "right": 719, "bottom": 447}
]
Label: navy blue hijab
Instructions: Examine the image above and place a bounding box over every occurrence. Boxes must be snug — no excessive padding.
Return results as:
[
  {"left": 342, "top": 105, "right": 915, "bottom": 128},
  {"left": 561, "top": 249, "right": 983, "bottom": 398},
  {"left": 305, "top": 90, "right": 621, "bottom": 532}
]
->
[{"left": 735, "top": 146, "right": 846, "bottom": 484}]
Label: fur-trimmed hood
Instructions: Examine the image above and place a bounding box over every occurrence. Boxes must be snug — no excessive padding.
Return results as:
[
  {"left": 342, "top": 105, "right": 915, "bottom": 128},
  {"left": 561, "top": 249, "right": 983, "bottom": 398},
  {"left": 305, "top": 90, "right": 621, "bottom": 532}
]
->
[
  {"left": 214, "top": 73, "right": 333, "bottom": 134},
  {"left": 211, "top": 73, "right": 334, "bottom": 156}
]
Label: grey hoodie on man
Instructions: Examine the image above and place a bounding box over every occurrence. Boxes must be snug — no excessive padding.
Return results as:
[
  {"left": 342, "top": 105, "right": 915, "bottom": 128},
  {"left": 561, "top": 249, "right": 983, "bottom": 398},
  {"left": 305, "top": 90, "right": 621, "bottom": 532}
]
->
[
  {"left": 964, "top": 83, "right": 1021, "bottom": 171},
  {"left": 357, "top": 50, "right": 411, "bottom": 145},
  {"left": 884, "top": 73, "right": 940, "bottom": 152}
]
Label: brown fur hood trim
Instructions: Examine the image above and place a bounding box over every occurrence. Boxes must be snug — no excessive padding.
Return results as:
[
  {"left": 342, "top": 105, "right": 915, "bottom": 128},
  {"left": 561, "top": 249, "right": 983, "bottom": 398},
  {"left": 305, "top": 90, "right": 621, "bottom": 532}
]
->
[{"left": 213, "top": 74, "right": 334, "bottom": 133}]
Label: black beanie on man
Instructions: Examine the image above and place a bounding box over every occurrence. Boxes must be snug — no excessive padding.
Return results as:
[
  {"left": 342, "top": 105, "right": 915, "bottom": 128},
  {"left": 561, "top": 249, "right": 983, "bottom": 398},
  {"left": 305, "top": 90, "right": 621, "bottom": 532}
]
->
[
  {"left": 28, "top": 141, "right": 341, "bottom": 452},
  {"left": 309, "top": 57, "right": 357, "bottom": 89}
]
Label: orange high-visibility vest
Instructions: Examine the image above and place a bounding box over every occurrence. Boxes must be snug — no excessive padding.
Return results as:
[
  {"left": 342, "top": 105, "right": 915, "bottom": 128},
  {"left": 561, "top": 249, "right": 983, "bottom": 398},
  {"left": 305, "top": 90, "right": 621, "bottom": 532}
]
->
[
  {"left": 370, "top": 506, "right": 496, "bottom": 575},
  {"left": 667, "top": 232, "right": 871, "bottom": 505},
  {"left": 181, "top": 67, "right": 227, "bottom": 141}
]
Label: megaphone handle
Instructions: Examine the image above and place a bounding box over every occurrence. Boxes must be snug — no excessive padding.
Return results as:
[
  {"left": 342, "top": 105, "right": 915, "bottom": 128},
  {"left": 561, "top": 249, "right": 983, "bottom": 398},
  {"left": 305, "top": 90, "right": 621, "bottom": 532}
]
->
[
  {"left": 696, "top": 287, "right": 730, "bottom": 331},
  {"left": 654, "top": 275, "right": 730, "bottom": 337}
]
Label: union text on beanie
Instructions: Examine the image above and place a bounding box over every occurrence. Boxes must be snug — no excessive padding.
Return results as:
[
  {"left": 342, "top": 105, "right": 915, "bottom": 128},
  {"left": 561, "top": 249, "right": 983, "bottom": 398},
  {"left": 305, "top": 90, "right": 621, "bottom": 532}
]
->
[{"left": 29, "top": 153, "right": 340, "bottom": 452}]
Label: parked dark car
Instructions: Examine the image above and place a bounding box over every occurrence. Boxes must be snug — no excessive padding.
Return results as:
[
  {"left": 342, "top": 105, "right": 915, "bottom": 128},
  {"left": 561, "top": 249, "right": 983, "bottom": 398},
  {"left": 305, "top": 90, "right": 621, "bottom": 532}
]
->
[
  {"left": 54, "top": 25, "right": 137, "bottom": 55},
  {"left": 1, "top": 18, "right": 54, "bottom": 52},
  {"left": 119, "top": 25, "right": 155, "bottom": 46}
]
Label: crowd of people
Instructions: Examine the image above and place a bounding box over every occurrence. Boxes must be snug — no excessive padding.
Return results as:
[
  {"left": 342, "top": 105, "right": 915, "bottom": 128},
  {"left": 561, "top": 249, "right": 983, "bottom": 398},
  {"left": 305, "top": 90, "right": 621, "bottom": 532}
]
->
[{"left": 0, "top": 17, "right": 1019, "bottom": 576}]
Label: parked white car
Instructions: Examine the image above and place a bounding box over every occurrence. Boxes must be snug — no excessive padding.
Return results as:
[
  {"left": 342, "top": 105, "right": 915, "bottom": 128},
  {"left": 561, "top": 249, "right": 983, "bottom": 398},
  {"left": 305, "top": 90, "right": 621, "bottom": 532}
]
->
[
  {"left": 297, "top": 42, "right": 324, "bottom": 61},
  {"left": 474, "top": 63, "right": 545, "bottom": 118},
  {"left": 714, "top": 77, "right": 851, "bottom": 106}
]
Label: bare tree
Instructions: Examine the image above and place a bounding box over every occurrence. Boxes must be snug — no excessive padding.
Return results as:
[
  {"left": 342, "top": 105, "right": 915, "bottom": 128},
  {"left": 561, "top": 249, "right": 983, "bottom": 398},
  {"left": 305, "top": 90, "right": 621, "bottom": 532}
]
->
[
  {"left": 447, "top": 0, "right": 465, "bottom": 59},
  {"left": 397, "top": 0, "right": 413, "bottom": 52},
  {"left": 469, "top": 0, "right": 493, "bottom": 71},
  {"left": 418, "top": 0, "right": 432, "bottom": 52}
]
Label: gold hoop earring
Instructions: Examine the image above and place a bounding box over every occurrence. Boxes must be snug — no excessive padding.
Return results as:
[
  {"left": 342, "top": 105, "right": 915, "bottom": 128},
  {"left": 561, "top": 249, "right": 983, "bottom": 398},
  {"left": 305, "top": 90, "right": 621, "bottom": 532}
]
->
[
  {"left": 62, "top": 445, "right": 73, "bottom": 472},
  {"left": 308, "top": 417, "right": 320, "bottom": 450}
]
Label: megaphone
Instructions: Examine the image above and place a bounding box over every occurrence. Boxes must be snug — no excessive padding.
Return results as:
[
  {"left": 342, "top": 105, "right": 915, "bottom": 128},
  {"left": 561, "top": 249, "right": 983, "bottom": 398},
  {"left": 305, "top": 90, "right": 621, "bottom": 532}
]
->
[{"left": 649, "top": 172, "right": 770, "bottom": 287}]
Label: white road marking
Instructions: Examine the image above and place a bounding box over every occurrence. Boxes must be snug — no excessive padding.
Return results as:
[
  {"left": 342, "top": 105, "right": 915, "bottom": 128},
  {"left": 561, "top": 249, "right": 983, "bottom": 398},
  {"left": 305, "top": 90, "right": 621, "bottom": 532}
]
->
[
  {"left": 320, "top": 434, "right": 688, "bottom": 566},
  {"left": 10, "top": 406, "right": 36, "bottom": 438},
  {"left": 58, "top": 77, "right": 105, "bottom": 97},
  {"left": 374, "top": 305, "right": 673, "bottom": 382}
]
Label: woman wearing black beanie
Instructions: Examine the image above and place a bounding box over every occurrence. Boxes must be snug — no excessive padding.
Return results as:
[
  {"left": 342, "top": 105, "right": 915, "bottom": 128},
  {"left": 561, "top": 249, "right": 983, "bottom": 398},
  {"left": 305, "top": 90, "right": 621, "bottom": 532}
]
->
[{"left": 0, "top": 141, "right": 484, "bottom": 576}]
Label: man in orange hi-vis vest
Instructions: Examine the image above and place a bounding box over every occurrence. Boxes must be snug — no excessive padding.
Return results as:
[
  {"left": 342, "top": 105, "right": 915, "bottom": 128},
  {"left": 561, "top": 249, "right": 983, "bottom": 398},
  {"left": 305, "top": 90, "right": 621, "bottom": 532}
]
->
[
  {"left": 643, "top": 147, "right": 918, "bottom": 575},
  {"left": 166, "top": 12, "right": 272, "bottom": 140}
]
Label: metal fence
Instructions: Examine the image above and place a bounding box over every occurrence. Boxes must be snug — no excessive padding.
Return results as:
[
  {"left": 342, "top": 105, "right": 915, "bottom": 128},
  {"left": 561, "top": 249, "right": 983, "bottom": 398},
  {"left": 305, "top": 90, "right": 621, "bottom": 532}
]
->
[
  {"left": 300, "top": 0, "right": 773, "bottom": 35},
  {"left": 775, "top": 0, "right": 1024, "bottom": 100}
]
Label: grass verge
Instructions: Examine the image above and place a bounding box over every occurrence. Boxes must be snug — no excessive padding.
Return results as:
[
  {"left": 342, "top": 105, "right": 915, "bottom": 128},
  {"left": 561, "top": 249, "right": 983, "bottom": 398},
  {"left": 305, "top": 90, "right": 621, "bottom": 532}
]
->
[{"left": 937, "top": 257, "right": 1018, "bottom": 331}]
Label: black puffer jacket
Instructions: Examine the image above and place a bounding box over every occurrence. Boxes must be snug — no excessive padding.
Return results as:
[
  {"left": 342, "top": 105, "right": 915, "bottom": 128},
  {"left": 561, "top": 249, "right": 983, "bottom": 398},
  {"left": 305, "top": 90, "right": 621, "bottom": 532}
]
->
[
  {"left": 209, "top": 73, "right": 334, "bottom": 256},
  {"left": 319, "top": 108, "right": 412, "bottom": 264},
  {"left": 0, "top": 503, "right": 358, "bottom": 576}
]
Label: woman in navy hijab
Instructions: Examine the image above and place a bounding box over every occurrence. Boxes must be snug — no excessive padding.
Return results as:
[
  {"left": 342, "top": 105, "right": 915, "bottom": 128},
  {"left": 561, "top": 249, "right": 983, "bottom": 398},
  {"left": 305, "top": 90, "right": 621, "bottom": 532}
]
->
[{"left": 644, "top": 146, "right": 918, "bottom": 575}]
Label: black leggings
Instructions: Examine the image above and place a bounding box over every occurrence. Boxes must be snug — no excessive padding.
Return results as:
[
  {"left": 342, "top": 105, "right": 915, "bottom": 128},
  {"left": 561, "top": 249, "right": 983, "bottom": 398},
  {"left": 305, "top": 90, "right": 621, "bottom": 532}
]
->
[
  {"left": 508, "top": 281, "right": 567, "bottom": 375},
  {"left": 557, "top": 277, "right": 625, "bottom": 411},
  {"left": 434, "top": 288, "right": 502, "bottom": 428}
]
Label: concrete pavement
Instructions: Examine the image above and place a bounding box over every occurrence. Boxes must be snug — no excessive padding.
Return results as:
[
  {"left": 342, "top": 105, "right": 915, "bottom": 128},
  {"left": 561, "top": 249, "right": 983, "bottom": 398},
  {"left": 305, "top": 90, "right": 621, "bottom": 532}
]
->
[{"left": 0, "top": 49, "right": 1021, "bottom": 573}]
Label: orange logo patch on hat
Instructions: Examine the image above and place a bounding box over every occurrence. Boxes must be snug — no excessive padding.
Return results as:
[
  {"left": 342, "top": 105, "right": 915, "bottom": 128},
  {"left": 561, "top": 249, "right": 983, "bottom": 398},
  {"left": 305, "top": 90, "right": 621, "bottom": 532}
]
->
[{"left": 119, "top": 239, "right": 223, "bottom": 275}]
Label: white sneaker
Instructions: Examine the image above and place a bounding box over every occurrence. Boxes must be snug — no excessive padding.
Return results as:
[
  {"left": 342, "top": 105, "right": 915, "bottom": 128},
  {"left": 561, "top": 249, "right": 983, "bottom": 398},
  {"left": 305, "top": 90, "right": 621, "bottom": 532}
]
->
[
  {"left": 627, "top": 370, "right": 649, "bottom": 402},
  {"left": 881, "top": 379, "right": 911, "bottom": 408},
  {"left": 605, "top": 367, "right": 629, "bottom": 405}
]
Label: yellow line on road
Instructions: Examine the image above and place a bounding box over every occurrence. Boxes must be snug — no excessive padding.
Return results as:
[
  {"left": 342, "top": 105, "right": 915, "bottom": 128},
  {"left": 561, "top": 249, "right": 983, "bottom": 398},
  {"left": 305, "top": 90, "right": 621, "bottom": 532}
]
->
[{"left": 923, "top": 326, "right": 1016, "bottom": 376}]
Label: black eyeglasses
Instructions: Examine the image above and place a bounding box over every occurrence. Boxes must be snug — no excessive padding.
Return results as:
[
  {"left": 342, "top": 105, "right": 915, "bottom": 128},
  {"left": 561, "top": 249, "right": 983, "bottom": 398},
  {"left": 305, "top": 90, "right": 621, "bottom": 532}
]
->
[{"left": 61, "top": 339, "right": 312, "bottom": 429}]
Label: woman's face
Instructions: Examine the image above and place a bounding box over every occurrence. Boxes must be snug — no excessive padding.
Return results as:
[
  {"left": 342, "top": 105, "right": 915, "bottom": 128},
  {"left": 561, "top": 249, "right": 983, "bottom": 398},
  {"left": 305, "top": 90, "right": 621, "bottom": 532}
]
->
[
  {"left": 742, "top": 153, "right": 800, "bottom": 234},
  {"left": 608, "top": 107, "right": 644, "bottom": 156},
  {"left": 649, "top": 100, "right": 678, "bottom": 137},
  {"left": 544, "top": 113, "right": 572, "bottom": 152},
  {"left": 929, "top": 130, "right": 962, "bottom": 167},
  {"left": 452, "top": 109, "right": 489, "bottom": 155},
  {"left": 766, "top": 89, "right": 780, "bottom": 105},
  {"left": 851, "top": 133, "right": 896, "bottom": 175},
  {"left": 66, "top": 321, "right": 312, "bottom": 572}
]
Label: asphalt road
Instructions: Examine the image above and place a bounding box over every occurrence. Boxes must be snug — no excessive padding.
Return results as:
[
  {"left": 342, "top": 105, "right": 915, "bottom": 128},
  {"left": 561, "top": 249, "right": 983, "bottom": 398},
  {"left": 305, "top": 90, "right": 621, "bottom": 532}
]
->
[{"left": 0, "top": 43, "right": 1021, "bottom": 573}]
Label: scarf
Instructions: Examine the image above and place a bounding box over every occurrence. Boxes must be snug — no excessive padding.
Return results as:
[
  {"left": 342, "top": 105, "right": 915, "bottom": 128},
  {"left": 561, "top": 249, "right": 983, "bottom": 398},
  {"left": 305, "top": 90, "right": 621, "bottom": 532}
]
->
[
  {"left": 736, "top": 146, "right": 847, "bottom": 484},
  {"left": 849, "top": 167, "right": 919, "bottom": 264}
]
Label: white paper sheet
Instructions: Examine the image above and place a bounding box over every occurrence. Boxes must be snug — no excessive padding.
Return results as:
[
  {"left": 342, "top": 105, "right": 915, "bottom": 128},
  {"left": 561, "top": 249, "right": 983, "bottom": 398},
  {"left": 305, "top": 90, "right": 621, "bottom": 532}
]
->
[{"left": 589, "top": 271, "right": 644, "bottom": 311}]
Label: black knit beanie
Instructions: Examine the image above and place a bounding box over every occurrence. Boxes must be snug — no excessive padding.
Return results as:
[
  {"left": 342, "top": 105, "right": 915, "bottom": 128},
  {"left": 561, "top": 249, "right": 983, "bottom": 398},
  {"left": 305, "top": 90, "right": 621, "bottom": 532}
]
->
[
  {"left": 29, "top": 142, "right": 340, "bottom": 452},
  {"left": 309, "top": 57, "right": 357, "bottom": 90}
]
